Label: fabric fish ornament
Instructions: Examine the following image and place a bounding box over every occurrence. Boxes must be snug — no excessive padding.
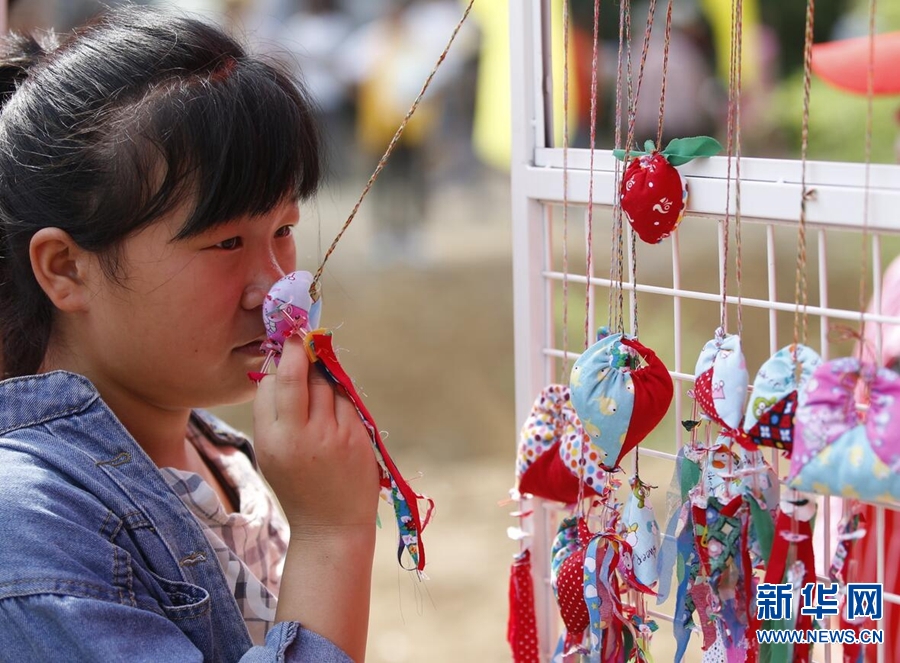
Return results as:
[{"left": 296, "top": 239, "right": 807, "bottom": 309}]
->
[
  {"left": 260, "top": 271, "right": 434, "bottom": 572},
  {"left": 760, "top": 497, "right": 818, "bottom": 663},
  {"left": 674, "top": 489, "right": 758, "bottom": 663},
  {"left": 551, "top": 515, "right": 652, "bottom": 662}
]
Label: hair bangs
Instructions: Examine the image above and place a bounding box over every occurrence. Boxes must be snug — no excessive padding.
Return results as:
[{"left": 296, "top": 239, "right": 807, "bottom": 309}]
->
[{"left": 148, "top": 58, "right": 322, "bottom": 241}]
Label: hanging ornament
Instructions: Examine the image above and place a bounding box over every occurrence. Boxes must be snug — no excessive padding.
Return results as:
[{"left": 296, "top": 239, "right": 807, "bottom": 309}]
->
[
  {"left": 516, "top": 384, "right": 602, "bottom": 503},
  {"left": 789, "top": 357, "right": 900, "bottom": 501},
  {"left": 508, "top": 549, "right": 540, "bottom": 663},
  {"left": 260, "top": 271, "right": 434, "bottom": 572},
  {"left": 691, "top": 327, "right": 749, "bottom": 438},
  {"left": 550, "top": 510, "right": 655, "bottom": 662},
  {"left": 621, "top": 476, "right": 661, "bottom": 589},
  {"left": 613, "top": 137, "right": 723, "bottom": 244},
  {"left": 569, "top": 330, "right": 674, "bottom": 471},
  {"left": 760, "top": 496, "right": 818, "bottom": 663},
  {"left": 743, "top": 345, "right": 822, "bottom": 453},
  {"left": 661, "top": 424, "right": 762, "bottom": 661},
  {"left": 262, "top": 271, "right": 322, "bottom": 353},
  {"left": 672, "top": 485, "right": 758, "bottom": 663}
]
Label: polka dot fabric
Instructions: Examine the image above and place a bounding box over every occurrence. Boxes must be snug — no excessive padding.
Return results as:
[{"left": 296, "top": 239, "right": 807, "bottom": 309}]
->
[
  {"left": 620, "top": 153, "right": 688, "bottom": 244},
  {"left": 550, "top": 517, "right": 591, "bottom": 636},
  {"left": 507, "top": 550, "right": 539, "bottom": 663},
  {"left": 517, "top": 385, "right": 599, "bottom": 503}
]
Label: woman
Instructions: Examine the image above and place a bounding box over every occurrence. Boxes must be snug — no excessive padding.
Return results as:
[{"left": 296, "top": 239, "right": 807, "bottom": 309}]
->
[{"left": 0, "top": 6, "right": 379, "bottom": 662}]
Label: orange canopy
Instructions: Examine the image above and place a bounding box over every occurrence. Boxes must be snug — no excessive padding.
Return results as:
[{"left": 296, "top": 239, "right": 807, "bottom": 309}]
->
[{"left": 811, "top": 31, "right": 900, "bottom": 96}]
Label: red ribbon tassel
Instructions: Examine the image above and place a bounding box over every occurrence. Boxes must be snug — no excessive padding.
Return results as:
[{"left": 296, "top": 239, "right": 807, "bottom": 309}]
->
[
  {"left": 309, "top": 331, "right": 432, "bottom": 571},
  {"left": 508, "top": 550, "right": 540, "bottom": 663},
  {"left": 764, "top": 511, "right": 816, "bottom": 663}
]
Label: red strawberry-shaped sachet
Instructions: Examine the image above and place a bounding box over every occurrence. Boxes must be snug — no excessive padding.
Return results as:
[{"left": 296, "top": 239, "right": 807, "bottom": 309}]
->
[{"left": 614, "top": 137, "right": 723, "bottom": 244}]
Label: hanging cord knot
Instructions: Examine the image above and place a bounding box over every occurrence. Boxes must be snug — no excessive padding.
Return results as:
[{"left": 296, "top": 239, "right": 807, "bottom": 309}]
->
[
  {"left": 308, "top": 279, "right": 321, "bottom": 304},
  {"left": 827, "top": 324, "right": 867, "bottom": 346}
]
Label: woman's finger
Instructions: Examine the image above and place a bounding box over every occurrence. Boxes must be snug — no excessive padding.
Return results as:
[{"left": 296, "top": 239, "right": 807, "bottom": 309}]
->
[
  {"left": 253, "top": 371, "right": 278, "bottom": 425},
  {"left": 334, "top": 387, "right": 363, "bottom": 436},
  {"left": 275, "top": 333, "right": 311, "bottom": 425},
  {"left": 308, "top": 362, "right": 336, "bottom": 426}
]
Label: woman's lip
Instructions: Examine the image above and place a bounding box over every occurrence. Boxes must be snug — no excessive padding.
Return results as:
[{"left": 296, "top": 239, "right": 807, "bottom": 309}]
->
[{"left": 234, "top": 340, "right": 266, "bottom": 354}]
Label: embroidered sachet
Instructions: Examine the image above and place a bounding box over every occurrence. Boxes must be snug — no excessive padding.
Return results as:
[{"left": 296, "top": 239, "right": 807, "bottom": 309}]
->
[
  {"left": 693, "top": 327, "right": 748, "bottom": 434},
  {"left": 516, "top": 385, "right": 600, "bottom": 503},
  {"left": 789, "top": 356, "right": 900, "bottom": 501},
  {"left": 744, "top": 344, "right": 822, "bottom": 452},
  {"left": 569, "top": 330, "right": 673, "bottom": 471}
]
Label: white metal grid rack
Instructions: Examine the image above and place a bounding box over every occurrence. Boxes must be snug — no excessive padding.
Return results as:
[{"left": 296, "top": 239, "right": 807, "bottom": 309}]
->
[{"left": 509, "top": 2, "right": 900, "bottom": 661}]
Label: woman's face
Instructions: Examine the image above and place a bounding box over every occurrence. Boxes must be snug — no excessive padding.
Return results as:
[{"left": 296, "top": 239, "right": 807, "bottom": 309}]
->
[{"left": 76, "top": 198, "right": 300, "bottom": 410}]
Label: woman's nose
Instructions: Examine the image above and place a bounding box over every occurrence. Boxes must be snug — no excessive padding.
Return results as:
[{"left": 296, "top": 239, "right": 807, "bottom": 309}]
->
[{"left": 240, "top": 250, "right": 285, "bottom": 310}]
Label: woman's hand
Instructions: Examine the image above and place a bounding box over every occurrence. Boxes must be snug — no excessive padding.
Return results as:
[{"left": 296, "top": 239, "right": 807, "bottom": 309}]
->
[
  {"left": 253, "top": 332, "right": 381, "bottom": 532},
  {"left": 254, "top": 332, "right": 380, "bottom": 662}
]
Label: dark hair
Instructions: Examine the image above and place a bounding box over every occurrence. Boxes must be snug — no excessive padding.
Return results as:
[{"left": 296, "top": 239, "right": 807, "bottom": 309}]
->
[{"left": 0, "top": 7, "right": 322, "bottom": 379}]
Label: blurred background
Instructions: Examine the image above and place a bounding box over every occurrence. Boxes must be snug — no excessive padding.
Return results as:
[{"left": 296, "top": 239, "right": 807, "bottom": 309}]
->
[{"left": 7, "top": 0, "right": 900, "bottom": 660}]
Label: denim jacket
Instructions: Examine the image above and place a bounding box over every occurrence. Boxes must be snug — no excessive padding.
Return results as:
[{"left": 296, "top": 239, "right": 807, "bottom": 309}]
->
[{"left": 0, "top": 371, "right": 353, "bottom": 663}]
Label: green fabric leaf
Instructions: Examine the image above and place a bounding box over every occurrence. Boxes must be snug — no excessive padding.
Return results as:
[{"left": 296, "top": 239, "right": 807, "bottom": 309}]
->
[
  {"left": 680, "top": 458, "right": 701, "bottom": 501},
  {"left": 644, "top": 139, "right": 656, "bottom": 153},
  {"left": 661, "top": 136, "right": 724, "bottom": 166},
  {"left": 748, "top": 496, "right": 775, "bottom": 564},
  {"left": 622, "top": 628, "right": 634, "bottom": 660}
]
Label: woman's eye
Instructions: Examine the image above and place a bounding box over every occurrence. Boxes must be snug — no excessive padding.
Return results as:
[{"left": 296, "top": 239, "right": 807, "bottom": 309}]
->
[
  {"left": 275, "top": 225, "right": 294, "bottom": 238},
  {"left": 215, "top": 237, "right": 243, "bottom": 250}
]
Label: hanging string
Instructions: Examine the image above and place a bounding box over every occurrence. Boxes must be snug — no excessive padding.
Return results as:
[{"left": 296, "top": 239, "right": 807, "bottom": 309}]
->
[
  {"left": 720, "top": 0, "right": 743, "bottom": 333},
  {"left": 731, "top": 0, "right": 744, "bottom": 336},
  {"left": 609, "top": 0, "right": 627, "bottom": 331},
  {"left": 623, "top": 0, "right": 659, "bottom": 147},
  {"left": 610, "top": 0, "right": 657, "bottom": 334},
  {"left": 857, "top": 0, "right": 877, "bottom": 357},
  {"left": 655, "top": 0, "right": 675, "bottom": 148},
  {"left": 630, "top": 212, "right": 640, "bottom": 337},
  {"left": 584, "top": 0, "right": 602, "bottom": 350},
  {"left": 793, "top": 0, "right": 815, "bottom": 356},
  {"left": 561, "top": 0, "right": 572, "bottom": 378},
  {"left": 629, "top": 0, "right": 675, "bottom": 482},
  {"left": 308, "top": 0, "right": 476, "bottom": 301},
  {"left": 632, "top": 0, "right": 674, "bottom": 340}
]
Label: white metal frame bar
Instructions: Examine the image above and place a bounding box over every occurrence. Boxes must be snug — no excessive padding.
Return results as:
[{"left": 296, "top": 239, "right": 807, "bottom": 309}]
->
[
  {"left": 528, "top": 150, "right": 900, "bottom": 231},
  {"left": 510, "top": 1, "right": 556, "bottom": 654}
]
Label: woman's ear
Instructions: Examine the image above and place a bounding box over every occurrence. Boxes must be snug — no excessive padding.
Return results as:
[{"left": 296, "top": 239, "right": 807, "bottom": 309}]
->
[{"left": 29, "top": 227, "right": 96, "bottom": 312}]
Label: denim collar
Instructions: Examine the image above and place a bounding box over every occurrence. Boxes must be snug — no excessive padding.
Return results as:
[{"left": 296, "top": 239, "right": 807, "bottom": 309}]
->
[{"left": 0, "top": 370, "right": 99, "bottom": 436}]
